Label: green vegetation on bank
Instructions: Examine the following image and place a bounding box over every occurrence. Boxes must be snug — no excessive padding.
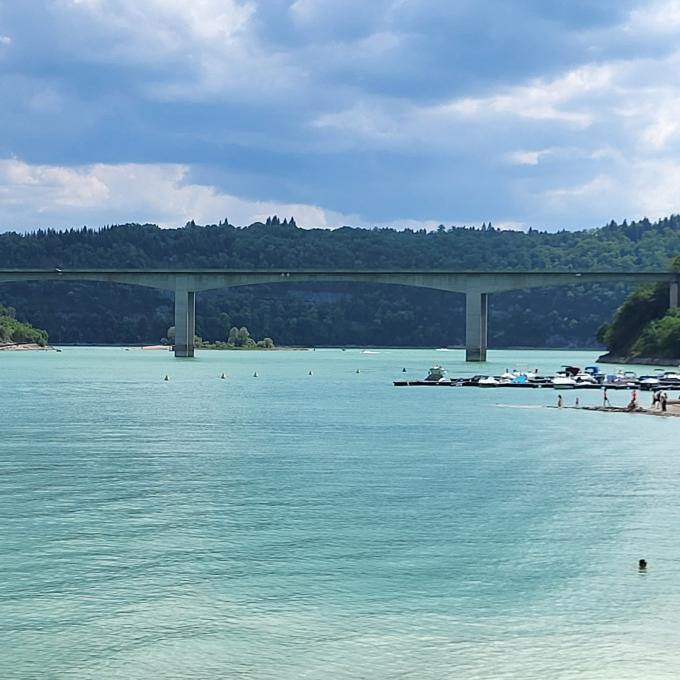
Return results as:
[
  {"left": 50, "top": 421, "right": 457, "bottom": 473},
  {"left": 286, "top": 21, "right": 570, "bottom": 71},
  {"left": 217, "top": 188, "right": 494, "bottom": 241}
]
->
[
  {"left": 1, "top": 216, "right": 680, "bottom": 348},
  {"left": 165, "top": 324, "right": 274, "bottom": 350},
  {"left": 0, "top": 304, "right": 49, "bottom": 346},
  {"left": 597, "top": 257, "right": 680, "bottom": 359}
]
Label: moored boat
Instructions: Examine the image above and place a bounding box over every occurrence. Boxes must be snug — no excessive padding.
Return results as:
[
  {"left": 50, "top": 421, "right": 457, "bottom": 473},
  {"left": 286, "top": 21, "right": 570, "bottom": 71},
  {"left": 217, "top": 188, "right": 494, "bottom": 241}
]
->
[
  {"left": 478, "top": 376, "right": 500, "bottom": 387},
  {"left": 424, "top": 365, "right": 450, "bottom": 383},
  {"left": 552, "top": 376, "right": 577, "bottom": 389}
]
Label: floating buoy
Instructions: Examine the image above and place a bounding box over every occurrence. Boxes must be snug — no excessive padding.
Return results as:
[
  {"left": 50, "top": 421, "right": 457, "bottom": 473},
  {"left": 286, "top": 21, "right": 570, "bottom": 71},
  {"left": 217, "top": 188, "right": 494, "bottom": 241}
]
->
[
  {"left": 164, "top": 375, "right": 169, "bottom": 381},
  {"left": 220, "top": 373, "right": 226, "bottom": 379},
  {"left": 402, "top": 367, "right": 407, "bottom": 372},
  {"left": 308, "top": 370, "right": 313, "bottom": 376},
  {"left": 356, "top": 369, "right": 361, "bottom": 374},
  {"left": 253, "top": 371, "right": 259, "bottom": 378}
]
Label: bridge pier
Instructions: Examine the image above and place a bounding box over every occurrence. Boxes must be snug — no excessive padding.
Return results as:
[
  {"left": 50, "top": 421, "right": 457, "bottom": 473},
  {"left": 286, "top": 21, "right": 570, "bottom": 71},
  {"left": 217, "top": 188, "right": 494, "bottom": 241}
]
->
[
  {"left": 465, "top": 291, "right": 488, "bottom": 362},
  {"left": 174, "top": 288, "right": 196, "bottom": 357},
  {"left": 670, "top": 282, "right": 679, "bottom": 310}
]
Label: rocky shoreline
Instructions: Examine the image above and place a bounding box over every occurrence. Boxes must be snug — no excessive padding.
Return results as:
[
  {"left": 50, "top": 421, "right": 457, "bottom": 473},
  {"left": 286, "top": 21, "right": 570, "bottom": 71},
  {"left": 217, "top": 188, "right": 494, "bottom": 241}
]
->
[
  {"left": 0, "top": 343, "right": 54, "bottom": 351},
  {"left": 597, "top": 353, "right": 680, "bottom": 367}
]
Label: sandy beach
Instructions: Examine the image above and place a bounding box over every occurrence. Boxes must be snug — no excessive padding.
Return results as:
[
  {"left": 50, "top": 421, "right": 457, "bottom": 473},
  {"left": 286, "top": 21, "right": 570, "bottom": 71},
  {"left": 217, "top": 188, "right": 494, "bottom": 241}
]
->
[{"left": 559, "top": 401, "right": 680, "bottom": 417}]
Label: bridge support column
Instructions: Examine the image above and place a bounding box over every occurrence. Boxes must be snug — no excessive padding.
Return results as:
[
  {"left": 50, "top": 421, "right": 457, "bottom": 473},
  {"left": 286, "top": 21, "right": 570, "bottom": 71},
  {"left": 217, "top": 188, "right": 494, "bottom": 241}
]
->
[
  {"left": 465, "top": 291, "right": 488, "bottom": 362},
  {"left": 670, "top": 282, "right": 679, "bottom": 310},
  {"left": 174, "top": 288, "right": 196, "bottom": 357}
]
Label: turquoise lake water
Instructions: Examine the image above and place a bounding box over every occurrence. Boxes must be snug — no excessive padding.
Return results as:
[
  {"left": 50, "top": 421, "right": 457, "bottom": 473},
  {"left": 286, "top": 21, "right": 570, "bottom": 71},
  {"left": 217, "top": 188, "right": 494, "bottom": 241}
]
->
[{"left": 2, "top": 347, "right": 680, "bottom": 679}]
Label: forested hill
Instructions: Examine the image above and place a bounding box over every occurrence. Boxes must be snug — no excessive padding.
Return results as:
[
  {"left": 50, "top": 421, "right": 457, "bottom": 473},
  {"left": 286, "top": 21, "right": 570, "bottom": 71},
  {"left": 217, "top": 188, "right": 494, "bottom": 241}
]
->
[
  {"left": 2, "top": 215, "right": 680, "bottom": 269},
  {"left": 1, "top": 215, "right": 679, "bottom": 348}
]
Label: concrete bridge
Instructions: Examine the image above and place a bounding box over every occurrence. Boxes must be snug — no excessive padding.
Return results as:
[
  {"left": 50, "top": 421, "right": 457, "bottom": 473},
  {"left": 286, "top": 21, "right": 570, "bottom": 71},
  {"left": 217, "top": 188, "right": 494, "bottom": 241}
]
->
[{"left": 0, "top": 269, "right": 678, "bottom": 360}]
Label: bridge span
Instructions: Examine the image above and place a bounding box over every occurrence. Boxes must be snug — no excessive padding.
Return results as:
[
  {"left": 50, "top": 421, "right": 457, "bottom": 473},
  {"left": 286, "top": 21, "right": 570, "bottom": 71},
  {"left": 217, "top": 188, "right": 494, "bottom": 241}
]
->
[{"left": 0, "top": 269, "right": 678, "bottom": 360}]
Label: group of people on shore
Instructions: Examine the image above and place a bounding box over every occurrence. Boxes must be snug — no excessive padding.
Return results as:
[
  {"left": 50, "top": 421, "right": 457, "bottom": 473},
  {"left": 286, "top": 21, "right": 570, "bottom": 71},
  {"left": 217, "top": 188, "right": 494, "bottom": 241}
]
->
[
  {"left": 612, "top": 387, "right": 668, "bottom": 412},
  {"left": 603, "top": 387, "right": 639, "bottom": 410},
  {"left": 652, "top": 390, "right": 669, "bottom": 412},
  {"left": 619, "top": 388, "right": 669, "bottom": 412},
  {"left": 556, "top": 388, "right": 671, "bottom": 412}
]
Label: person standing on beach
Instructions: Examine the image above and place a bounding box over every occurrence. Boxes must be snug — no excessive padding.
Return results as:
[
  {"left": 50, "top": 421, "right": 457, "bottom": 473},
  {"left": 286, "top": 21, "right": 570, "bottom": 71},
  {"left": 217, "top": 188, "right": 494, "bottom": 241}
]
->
[
  {"left": 652, "top": 391, "right": 659, "bottom": 409},
  {"left": 557, "top": 394, "right": 563, "bottom": 408},
  {"left": 661, "top": 392, "right": 668, "bottom": 412},
  {"left": 603, "top": 387, "right": 610, "bottom": 407}
]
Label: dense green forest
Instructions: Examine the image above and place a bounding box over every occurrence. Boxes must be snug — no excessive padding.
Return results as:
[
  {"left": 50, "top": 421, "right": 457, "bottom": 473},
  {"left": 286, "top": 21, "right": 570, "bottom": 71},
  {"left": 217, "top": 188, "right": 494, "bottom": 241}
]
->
[
  {"left": 597, "top": 257, "right": 680, "bottom": 359},
  {"left": 0, "top": 304, "right": 48, "bottom": 346},
  {"left": 1, "top": 215, "right": 680, "bottom": 348}
]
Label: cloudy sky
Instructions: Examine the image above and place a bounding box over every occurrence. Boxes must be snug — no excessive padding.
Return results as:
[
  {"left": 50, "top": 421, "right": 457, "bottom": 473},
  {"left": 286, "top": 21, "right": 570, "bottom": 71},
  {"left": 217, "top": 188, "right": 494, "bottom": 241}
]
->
[{"left": 2, "top": 0, "right": 680, "bottom": 231}]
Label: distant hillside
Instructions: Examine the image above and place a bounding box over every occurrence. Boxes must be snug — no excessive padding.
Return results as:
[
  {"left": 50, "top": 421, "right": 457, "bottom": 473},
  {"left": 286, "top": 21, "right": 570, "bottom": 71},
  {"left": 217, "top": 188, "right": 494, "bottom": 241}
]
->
[{"left": 0, "top": 216, "right": 679, "bottom": 348}]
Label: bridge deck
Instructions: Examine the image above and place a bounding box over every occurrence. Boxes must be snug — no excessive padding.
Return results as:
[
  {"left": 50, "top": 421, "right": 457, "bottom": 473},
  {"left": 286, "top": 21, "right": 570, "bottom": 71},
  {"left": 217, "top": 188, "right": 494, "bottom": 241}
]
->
[{"left": 1, "top": 269, "right": 677, "bottom": 360}]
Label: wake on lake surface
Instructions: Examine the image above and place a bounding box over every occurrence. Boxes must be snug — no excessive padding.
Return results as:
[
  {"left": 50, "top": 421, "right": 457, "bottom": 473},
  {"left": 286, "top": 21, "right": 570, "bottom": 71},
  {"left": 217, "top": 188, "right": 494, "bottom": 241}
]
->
[{"left": 2, "top": 347, "right": 680, "bottom": 679}]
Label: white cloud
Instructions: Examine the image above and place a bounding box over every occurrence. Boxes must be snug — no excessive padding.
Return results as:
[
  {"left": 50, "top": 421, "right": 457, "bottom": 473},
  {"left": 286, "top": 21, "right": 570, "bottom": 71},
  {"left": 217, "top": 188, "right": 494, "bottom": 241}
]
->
[
  {"left": 64, "top": 0, "right": 256, "bottom": 44},
  {"left": 312, "top": 62, "right": 617, "bottom": 152},
  {"left": 626, "top": 0, "right": 680, "bottom": 34},
  {"left": 434, "top": 63, "right": 615, "bottom": 128},
  {"left": 539, "top": 158, "right": 680, "bottom": 225},
  {"left": 507, "top": 150, "right": 550, "bottom": 166},
  {"left": 0, "top": 157, "right": 490, "bottom": 233},
  {"left": 629, "top": 159, "right": 680, "bottom": 219},
  {"left": 0, "top": 35, "right": 11, "bottom": 46},
  {"left": 544, "top": 174, "right": 616, "bottom": 203},
  {"left": 49, "top": 0, "right": 306, "bottom": 103},
  {"left": 0, "top": 158, "right": 356, "bottom": 230}
]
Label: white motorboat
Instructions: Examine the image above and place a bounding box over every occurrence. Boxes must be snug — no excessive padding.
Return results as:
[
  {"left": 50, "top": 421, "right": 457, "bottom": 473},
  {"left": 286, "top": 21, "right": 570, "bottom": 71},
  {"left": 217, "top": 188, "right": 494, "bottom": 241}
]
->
[
  {"left": 478, "top": 376, "right": 500, "bottom": 387},
  {"left": 552, "top": 375, "right": 577, "bottom": 389},
  {"left": 574, "top": 372, "right": 598, "bottom": 385},
  {"left": 425, "top": 365, "right": 448, "bottom": 382}
]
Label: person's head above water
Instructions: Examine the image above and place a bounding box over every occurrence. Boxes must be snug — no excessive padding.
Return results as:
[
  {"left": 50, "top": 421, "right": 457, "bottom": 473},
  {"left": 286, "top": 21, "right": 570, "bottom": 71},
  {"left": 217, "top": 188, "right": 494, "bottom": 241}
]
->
[{"left": 639, "top": 559, "right": 647, "bottom": 570}]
